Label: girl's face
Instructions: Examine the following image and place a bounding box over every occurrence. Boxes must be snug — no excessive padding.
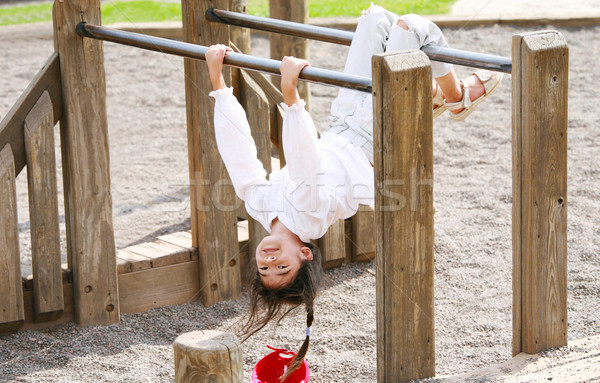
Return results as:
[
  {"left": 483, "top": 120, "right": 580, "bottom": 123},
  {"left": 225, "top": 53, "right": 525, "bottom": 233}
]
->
[{"left": 255, "top": 233, "right": 313, "bottom": 289}]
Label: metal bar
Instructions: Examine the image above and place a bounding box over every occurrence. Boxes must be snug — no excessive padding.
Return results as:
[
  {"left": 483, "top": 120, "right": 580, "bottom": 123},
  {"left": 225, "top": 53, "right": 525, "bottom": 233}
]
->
[
  {"left": 76, "top": 23, "right": 372, "bottom": 93},
  {"left": 207, "top": 8, "right": 512, "bottom": 73}
]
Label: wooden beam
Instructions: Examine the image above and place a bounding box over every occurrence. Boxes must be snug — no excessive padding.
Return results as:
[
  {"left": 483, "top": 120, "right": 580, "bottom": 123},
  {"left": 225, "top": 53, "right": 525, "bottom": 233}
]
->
[
  {"left": 0, "top": 145, "right": 25, "bottom": 333},
  {"left": 269, "top": 0, "right": 310, "bottom": 108},
  {"left": 0, "top": 53, "right": 62, "bottom": 175},
  {"left": 182, "top": 0, "right": 241, "bottom": 306},
  {"left": 352, "top": 205, "right": 375, "bottom": 262},
  {"left": 512, "top": 31, "right": 568, "bottom": 355},
  {"left": 24, "top": 90, "right": 64, "bottom": 322},
  {"left": 319, "top": 220, "right": 346, "bottom": 270},
  {"left": 53, "top": 0, "right": 120, "bottom": 326},
  {"left": 373, "top": 51, "right": 435, "bottom": 382}
]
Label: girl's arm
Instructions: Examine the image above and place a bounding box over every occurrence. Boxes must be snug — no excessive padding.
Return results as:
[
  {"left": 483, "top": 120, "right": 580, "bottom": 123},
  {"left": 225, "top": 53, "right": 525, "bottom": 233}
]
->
[
  {"left": 206, "top": 44, "right": 232, "bottom": 91},
  {"left": 206, "top": 45, "right": 269, "bottom": 202},
  {"left": 280, "top": 56, "right": 309, "bottom": 107}
]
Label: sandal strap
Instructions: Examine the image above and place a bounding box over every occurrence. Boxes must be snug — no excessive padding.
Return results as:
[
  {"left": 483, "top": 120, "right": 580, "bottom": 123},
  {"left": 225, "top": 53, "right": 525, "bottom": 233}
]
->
[
  {"left": 432, "top": 82, "right": 444, "bottom": 107},
  {"left": 444, "top": 80, "right": 470, "bottom": 111},
  {"left": 473, "top": 70, "right": 496, "bottom": 94}
]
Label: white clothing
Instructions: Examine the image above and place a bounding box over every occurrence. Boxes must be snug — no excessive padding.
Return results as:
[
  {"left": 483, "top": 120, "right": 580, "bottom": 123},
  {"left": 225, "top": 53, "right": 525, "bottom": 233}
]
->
[
  {"left": 209, "top": 6, "right": 452, "bottom": 241},
  {"left": 210, "top": 87, "right": 374, "bottom": 242},
  {"left": 327, "top": 6, "right": 452, "bottom": 163}
]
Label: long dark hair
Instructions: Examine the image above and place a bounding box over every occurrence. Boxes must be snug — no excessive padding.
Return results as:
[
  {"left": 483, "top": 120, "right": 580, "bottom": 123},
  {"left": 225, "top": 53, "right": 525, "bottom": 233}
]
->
[{"left": 241, "top": 242, "right": 322, "bottom": 382}]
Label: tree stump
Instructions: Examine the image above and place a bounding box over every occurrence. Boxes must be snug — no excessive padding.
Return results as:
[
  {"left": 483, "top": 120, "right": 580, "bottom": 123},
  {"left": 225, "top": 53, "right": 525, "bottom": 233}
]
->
[{"left": 173, "top": 330, "right": 243, "bottom": 383}]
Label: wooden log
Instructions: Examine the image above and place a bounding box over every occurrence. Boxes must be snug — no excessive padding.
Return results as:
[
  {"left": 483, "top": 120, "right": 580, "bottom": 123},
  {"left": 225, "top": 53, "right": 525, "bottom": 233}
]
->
[
  {"left": 0, "top": 53, "right": 62, "bottom": 175},
  {"left": 512, "top": 31, "right": 568, "bottom": 355},
  {"left": 0, "top": 145, "right": 25, "bottom": 333},
  {"left": 373, "top": 51, "right": 435, "bottom": 382},
  {"left": 352, "top": 205, "right": 375, "bottom": 262},
  {"left": 24, "top": 90, "right": 64, "bottom": 323},
  {"left": 53, "top": 0, "right": 120, "bottom": 326},
  {"left": 269, "top": 0, "right": 310, "bottom": 108},
  {"left": 173, "top": 330, "right": 243, "bottom": 383},
  {"left": 182, "top": 0, "right": 241, "bottom": 305},
  {"left": 319, "top": 220, "right": 346, "bottom": 269}
]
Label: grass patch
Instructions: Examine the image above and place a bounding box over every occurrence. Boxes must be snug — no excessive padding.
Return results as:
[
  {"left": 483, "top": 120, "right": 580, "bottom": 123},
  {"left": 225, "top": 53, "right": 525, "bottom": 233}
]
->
[{"left": 0, "top": 0, "right": 454, "bottom": 27}]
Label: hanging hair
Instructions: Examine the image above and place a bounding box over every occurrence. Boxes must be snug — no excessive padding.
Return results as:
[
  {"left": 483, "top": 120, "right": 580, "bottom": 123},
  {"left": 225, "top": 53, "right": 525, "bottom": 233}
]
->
[{"left": 240, "top": 242, "right": 322, "bottom": 382}]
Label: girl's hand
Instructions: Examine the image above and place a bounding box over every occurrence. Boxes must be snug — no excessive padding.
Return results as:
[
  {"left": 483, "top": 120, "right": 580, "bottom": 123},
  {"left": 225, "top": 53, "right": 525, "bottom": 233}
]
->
[
  {"left": 280, "top": 56, "right": 309, "bottom": 106},
  {"left": 206, "top": 44, "right": 232, "bottom": 90}
]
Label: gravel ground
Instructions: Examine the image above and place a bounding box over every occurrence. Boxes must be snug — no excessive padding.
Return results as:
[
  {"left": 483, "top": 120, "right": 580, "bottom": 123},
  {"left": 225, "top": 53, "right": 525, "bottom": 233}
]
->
[{"left": 0, "top": 17, "right": 599, "bottom": 383}]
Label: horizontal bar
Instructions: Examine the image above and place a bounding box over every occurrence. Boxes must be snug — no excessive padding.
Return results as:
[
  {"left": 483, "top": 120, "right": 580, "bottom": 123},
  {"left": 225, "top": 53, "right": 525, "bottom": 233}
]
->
[
  {"left": 76, "top": 23, "right": 372, "bottom": 92},
  {"left": 207, "top": 8, "right": 512, "bottom": 73}
]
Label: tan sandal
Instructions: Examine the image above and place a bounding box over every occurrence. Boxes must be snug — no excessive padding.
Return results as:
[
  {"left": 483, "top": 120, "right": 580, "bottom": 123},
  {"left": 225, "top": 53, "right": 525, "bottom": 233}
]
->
[
  {"left": 444, "top": 70, "right": 503, "bottom": 122},
  {"left": 433, "top": 82, "right": 446, "bottom": 119}
]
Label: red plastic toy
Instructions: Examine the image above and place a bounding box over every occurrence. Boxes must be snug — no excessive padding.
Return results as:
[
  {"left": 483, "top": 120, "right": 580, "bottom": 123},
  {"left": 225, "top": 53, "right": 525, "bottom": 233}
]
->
[{"left": 250, "top": 345, "right": 310, "bottom": 383}]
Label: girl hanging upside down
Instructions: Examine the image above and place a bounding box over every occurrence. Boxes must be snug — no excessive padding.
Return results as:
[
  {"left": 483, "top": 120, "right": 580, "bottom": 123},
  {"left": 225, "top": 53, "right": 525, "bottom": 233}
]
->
[{"left": 205, "top": 4, "right": 502, "bottom": 380}]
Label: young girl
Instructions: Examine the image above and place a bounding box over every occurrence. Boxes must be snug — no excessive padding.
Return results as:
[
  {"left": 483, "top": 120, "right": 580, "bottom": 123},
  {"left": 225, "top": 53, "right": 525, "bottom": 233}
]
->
[{"left": 206, "top": 4, "right": 502, "bottom": 380}]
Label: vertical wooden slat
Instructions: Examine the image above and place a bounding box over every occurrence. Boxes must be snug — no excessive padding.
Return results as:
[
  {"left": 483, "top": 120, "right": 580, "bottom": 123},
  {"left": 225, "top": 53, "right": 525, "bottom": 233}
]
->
[
  {"left": 318, "top": 220, "right": 346, "bottom": 269},
  {"left": 53, "top": 0, "right": 120, "bottom": 326},
  {"left": 0, "top": 145, "right": 25, "bottom": 333},
  {"left": 24, "top": 90, "right": 64, "bottom": 322},
  {"left": 182, "top": 0, "right": 241, "bottom": 305},
  {"left": 352, "top": 204, "right": 375, "bottom": 262},
  {"left": 373, "top": 51, "right": 434, "bottom": 382},
  {"left": 512, "top": 31, "right": 568, "bottom": 355},
  {"left": 269, "top": 0, "right": 310, "bottom": 108},
  {"left": 239, "top": 70, "right": 271, "bottom": 282}
]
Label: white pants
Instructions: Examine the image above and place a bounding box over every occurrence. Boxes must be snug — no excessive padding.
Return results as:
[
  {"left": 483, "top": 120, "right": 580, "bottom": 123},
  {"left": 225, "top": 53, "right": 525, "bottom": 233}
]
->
[{"left": 326, "top": 5, "right": 452, "bottom": 164}]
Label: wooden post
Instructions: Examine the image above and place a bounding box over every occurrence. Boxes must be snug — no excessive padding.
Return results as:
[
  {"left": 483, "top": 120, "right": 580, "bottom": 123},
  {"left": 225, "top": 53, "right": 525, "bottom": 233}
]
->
[
  {"left": 269, "top": 0, "right": 310, "bottom": 108},
  {"left": 24, "top": 91, "right": 64, "bottom": 322},
  {"left": 173, "top": 330, "right": 243, "bottom": 383},
  {"left": 0, "top": 145, "right": 25, "bottom": 333},
  {"left": 373, "top": 51, "right": 435, "bottom": 382},
  {"left": 239, "top": 70, "right": 271, "bottom": 280},
  {"left": 512, "top": 31, "right": 568, "bottom": 355},
  {"left": 182, "top": 0, "right": 241, "bottom": 305},
  {"left": 53, "top": 0, "right": 119, "bottom": 326}
]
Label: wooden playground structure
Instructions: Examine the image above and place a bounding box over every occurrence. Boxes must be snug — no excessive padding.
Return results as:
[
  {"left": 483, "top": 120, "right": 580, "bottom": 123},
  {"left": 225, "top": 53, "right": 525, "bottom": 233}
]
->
[{"left": 0, "top": 0, "right": 568, "bottom": 381}]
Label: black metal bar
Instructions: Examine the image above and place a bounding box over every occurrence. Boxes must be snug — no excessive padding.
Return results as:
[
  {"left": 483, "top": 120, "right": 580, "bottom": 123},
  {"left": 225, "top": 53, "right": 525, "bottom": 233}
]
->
[
  {"left": 207, "top": 8, "right": 512, "bottom": 73},
  {"left": 76, "top": 23, "right": 372, "bottom": 93}
]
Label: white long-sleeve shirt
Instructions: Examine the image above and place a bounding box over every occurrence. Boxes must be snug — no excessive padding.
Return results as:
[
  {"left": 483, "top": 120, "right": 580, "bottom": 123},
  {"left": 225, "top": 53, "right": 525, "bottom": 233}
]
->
[{"left": 210, "top": 87, "right": 374, "bottom": 242}]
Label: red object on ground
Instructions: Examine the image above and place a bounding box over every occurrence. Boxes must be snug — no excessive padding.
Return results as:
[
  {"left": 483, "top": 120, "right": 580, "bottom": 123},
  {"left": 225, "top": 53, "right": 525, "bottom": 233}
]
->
[{"left": 250, "top": 346, "right": 310, "bottom": 383}]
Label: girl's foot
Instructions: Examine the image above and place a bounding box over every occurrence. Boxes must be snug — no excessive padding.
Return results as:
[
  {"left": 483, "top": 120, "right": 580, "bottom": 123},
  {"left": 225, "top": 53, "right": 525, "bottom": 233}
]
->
[{"left": 444, "top": 70, "right": 503, "bottom": 121}]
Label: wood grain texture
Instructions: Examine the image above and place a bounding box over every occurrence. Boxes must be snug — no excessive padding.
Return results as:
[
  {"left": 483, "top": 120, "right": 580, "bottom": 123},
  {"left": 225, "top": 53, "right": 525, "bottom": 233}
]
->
[
  {"left": 173, "top": 330, "right": 243, "bottom": 383},
  {"left": 269, "top": 0, "right": 310, "bottom": 108},
  {"left": 53, "top": 0, "right": 120, "bottom": 326},
  {"left": 0, "top": 145, "right": 25, "bottom": 333},
  {"left": 24, "top": 90, "right": 64, "bottom": 322},
  {"left": 0, "top": 53, "right": 62, "bottom": 175},
  {"left": 239, "top": 70, "right": 271, "bottom": 282},
  {"left": 512, "top": 31, "right": 568, "bottom": 355},
  {"left": 373, "top": 51, "right": 435, "bottom": 382},
  {"left": 352, "top": 204, "right": 375, "bottom": 262},
  {"left": 182, "top": 0, "right": 241, "bottom": 305},
  {"left": 319, "top": 220, "right": 346, "bottom": 269}
]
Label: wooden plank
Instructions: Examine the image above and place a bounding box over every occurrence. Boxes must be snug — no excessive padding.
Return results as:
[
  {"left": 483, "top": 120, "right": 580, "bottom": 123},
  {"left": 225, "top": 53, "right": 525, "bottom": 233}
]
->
[
  {"left": 119, "top": 261, "right": 201, "bottom": 314},
  {"left": 0, "top": 145, "right": 25, "bottom": 333},
  {"left": 352, "top": 204, "right": 376, "bottom": 262},
  {"left": 158, "top": 231, "right": 193, "bottom": 249},
  {"left": 512, "top": 31, "right": 568, "bottom": 355},
  {"left": 0, "top": 53, "right": 62, "bottom": 175},
  {"left": 125, "top": 240, "right": 193, "bottom": 268},
  {"left": 53, "top": 0, "right": 120, "bottom": 326},
  {"left": 373, "top": 51, "right": 435, "bottom": 382},
  {"left": 319, "top": 220, "right": 346, "bottom": 270},
  {"left": 182, "top": 0, "right": 241, "bottom": 305},
  {"left": 269, "top": 0, "right": 310, "bottom": 108},
  {"left": 24, "top": 90, "right": 64, "bottom": 323},
  {"left": 22, "top": 282, "right": 73, "bottom": 331},
  {"left": 116, "top": 249, "right": 153, "bottom": 273},
  {"left": 239, "top": 70, "right": 271, "bottom": 267}
]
